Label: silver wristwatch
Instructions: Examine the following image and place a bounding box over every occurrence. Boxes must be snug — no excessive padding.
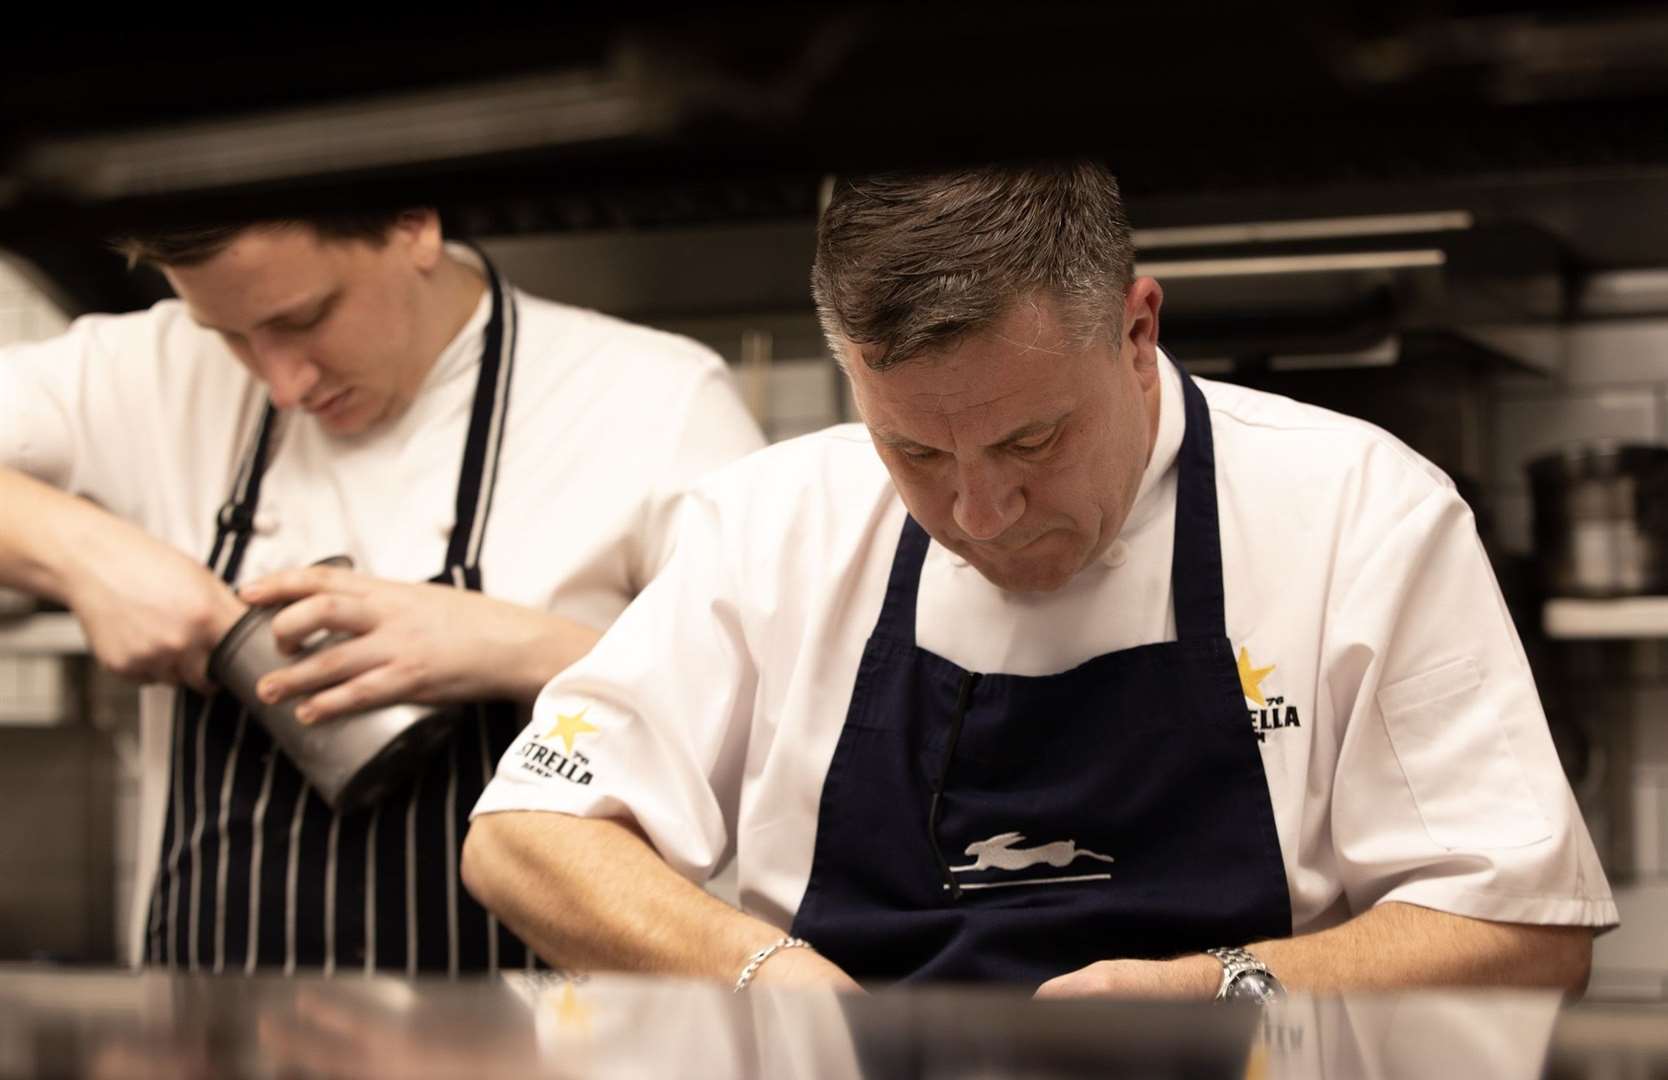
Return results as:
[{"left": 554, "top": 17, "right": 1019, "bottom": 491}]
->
[{"left": 1207, "top": 947, "right": 1284, "bottom": 1004}]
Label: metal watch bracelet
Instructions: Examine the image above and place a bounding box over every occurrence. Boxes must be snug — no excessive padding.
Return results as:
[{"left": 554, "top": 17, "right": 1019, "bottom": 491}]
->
[
  {"left": 1206, "top": 946, "right": 1284, "bottom": 1004},
  {"left": 734, "top": 936, "right": 813, "bottom": 992}
]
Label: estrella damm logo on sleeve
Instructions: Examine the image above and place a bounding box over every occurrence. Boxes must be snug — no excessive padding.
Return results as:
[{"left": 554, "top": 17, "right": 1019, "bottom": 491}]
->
[{"left": 514, "top": 706, "right": 600, "bottom": 785}]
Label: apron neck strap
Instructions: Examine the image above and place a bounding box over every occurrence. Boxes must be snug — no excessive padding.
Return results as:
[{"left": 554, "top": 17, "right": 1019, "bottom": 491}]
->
[
  {"left": 208, "top": 402, "right": 280, "bottom": 585},
  {"left": 873, "top": 514, "right": 933, "bottom": 644},
  {"left": 442, "top": 245, "right": 518, "bottom": 578},
  {"left": 1169, "top": 365, "right": 1228, "bottom": 641}
]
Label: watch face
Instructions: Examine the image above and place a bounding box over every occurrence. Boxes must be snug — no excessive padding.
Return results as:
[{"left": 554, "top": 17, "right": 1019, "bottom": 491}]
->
[{"left": 1226, "top": 970, "right": 1284, "bottom": 1005}]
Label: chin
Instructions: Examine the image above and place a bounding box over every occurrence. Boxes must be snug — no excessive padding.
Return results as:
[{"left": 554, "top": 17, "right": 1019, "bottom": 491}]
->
[
  {"left": 320, "top": 398, "right": 387, "bottom": 437},
  {"left": 317, "top": 413, "right": 359, "bottom": 436},
  {"left": 967, "top": 544, "right": 1085, "bottom": 594},
  {"left": 976, "top": 564, "right": 1077, "bottom": 594}
]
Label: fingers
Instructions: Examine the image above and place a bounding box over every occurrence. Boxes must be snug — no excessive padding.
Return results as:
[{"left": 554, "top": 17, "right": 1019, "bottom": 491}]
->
[
  {"left": 294, "top": 663, "right": 423, "bottom": 725},
  {"left": 255, "top": 640, "right": 381, "bottom": 711},
  {"left": 178, "top": 640, "right": 219, "bottom": 695},
  {"left": 267, "top": 593, "right": 378, "bottom": 655},
  {"left": 93, "top": 620, "right": 223, "bottom": 693},
  {"left": 1032, "top": 965, "right": 1105, "bottom": 999},
  {"left": 1032, "top": 974, "right": 1074, "bottom": 1000},
  {"left": 237, "top": 565, "right": 359, "bottom": 609}
]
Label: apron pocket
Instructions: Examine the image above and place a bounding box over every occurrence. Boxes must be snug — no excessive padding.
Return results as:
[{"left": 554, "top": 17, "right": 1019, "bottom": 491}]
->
[{"left": 1378, "top": 657, "right": 1553, "bottom": 851}]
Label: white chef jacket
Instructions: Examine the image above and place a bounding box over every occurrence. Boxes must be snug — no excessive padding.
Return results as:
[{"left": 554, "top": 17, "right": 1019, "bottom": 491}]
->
[
  {"left": 483, "top": 349, "right": 1614, "bottom": 936},
  {"left": 0, "top": 246, "right": 766, "bottom": 962}
]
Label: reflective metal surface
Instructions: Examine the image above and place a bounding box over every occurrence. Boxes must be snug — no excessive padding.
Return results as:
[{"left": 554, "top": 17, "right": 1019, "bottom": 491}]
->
[
  {"left": 208, "top": 557, "right": 450, "bottom": 811},
  {"left": 0, "top": 968, "right": 1663, "bottom": 1079}
]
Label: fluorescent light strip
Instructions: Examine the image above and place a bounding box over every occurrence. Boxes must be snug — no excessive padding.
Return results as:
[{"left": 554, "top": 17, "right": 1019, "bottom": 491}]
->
[
  {"left": 1133, "top": 211, "right": 1473, "bottom": 249},
  {"left": 1137, "top": 249, "right": 1445, "bottom": 280}
]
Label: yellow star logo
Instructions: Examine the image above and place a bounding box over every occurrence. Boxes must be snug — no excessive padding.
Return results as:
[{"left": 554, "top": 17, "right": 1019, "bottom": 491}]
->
[
  {"left": 552, "top": 982, "right": 590, "bottom": 1033},
  {"left": 1237, "top": 646, "right": 1277, "bottom": 707},
  {"left": 545, "top": 707, "right": 599, "bottom": 755}
]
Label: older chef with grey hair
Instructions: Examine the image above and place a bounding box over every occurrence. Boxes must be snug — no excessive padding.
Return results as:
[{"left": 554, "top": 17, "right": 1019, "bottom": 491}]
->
[{"left": 464, "top": 163, "right": 1615, "bottom": 998}]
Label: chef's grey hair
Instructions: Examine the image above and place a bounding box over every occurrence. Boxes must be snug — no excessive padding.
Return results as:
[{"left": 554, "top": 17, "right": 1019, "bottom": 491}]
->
[{"left": 811, "top": 162, "right": 1134, "bottom": 371}]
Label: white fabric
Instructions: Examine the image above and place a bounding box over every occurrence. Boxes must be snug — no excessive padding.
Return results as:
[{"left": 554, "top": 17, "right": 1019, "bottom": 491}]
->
[
  {"left": 475, "top": 350, "right": 1617, "bottom": 939},
  {"left": 0, "top": 247, "right": 766, "bottom": 963}
]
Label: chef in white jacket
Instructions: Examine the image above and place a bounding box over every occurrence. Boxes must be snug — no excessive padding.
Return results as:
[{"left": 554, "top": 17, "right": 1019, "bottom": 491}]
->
[
  {"left": 465, "top": 163, "right": 1615, "bottom": 996},
  {"left": 0, "top": 209, "right": 763, "bottom": 973}
]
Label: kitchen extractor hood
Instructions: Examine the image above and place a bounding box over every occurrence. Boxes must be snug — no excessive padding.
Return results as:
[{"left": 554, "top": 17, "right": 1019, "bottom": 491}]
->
[{"left": 1143, "top": 211, "right": 1566, "bottom": 374}]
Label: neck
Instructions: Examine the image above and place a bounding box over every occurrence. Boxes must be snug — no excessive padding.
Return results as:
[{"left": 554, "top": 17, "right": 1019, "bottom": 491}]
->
[{"left": 405, "top": 252, "right": 488, "bottom": 391}]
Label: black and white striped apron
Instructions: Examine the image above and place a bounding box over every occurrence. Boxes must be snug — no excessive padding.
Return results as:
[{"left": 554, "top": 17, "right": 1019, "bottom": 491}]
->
[{"left": 145, "top": 255, "right": 538, "bottom": 975}]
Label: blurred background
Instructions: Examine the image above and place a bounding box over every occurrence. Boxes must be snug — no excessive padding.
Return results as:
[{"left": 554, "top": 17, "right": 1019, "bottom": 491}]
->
[{"left": 2, "top": 4, "right": 1667, "bottom": 998}]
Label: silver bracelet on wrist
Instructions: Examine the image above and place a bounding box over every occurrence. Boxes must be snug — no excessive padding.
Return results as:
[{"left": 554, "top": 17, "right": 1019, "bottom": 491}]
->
[{"left": 733, "top": 936, "right": 812, "bottom": 992}]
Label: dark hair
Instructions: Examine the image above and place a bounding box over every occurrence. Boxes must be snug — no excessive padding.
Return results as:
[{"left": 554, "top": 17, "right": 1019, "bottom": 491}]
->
[
  {"left": 811, "top": 162, "right": 1135, "bottom": 370},
  {"left": 112, "top": 210, "right": 409, "bottom": 269}
]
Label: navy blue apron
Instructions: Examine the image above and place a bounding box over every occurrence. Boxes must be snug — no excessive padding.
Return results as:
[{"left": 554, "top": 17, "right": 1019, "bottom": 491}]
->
[
  {"left": 789, "top": 366, "right": 1292, "bottom": 985},
  {"left": 146, "top": 252, "right": 539, "bottom": 975}
]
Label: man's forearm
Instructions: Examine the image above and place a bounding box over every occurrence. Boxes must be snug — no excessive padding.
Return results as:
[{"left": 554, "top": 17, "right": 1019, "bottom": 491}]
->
[
  {"left": 0, "top": 467, "right": 97, "bottom": 601},
  {"left": 497, "top": 610, "right": 603, "bottom": 704},
  {"left": 462, "top": 811, "right": 790, "bottom": 980},
  {"left": 1040, "top": 900, "right": 1595, "bottom": 999},
  {"left": 1245, "top": 901, "right": 1593, "bottom": 993},
  {"left": 428, "top": 589, "right": 602, "bottom": 705}
]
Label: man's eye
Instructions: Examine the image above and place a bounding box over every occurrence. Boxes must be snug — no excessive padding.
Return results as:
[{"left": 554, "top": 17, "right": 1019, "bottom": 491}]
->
[
  {"left": 1011, "top": 430, "right": 1058, "bottom": 453},
  {"left": 278, "top": 312, "right": 326, "bottom": 333}
]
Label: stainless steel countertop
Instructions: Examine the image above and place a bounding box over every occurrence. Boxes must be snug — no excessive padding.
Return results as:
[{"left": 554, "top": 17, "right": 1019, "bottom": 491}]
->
[{"left": 1, "top": 967, "right": 1664, "bottom": 1078}]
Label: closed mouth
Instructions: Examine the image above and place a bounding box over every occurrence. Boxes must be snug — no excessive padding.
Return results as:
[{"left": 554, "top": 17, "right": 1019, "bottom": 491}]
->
[{"left": 306, "top": 389, "right": 351, "bottom": 415}]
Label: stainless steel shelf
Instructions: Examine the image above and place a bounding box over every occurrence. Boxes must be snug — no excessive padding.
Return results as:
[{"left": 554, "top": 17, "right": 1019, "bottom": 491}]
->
[
  {"left": 1544, "top": 597, "right": 1668, "bottom": 640},
  {"left": 0, "top": 613, "right": 87, "bottom": 655}
]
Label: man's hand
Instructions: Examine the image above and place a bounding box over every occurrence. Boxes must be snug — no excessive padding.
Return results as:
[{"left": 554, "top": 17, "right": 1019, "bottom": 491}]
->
[
  {"left": 62, "top": 516, "right": 246, "bottom": 693},
  {"left": 237, "top": 565, "right": 601, "bottom": 723},
  {"left": 1033, "top": 955, "right": 1220, "bottom": 1000}
]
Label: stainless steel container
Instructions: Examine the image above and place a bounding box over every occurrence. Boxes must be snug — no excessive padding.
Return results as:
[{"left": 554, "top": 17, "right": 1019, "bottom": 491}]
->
[
  {"left": 1528, "top": 442, "right": 1668, "bottom": 598},
  {"left": 208, "top": 557, "right": 454, "bottom": 810}
]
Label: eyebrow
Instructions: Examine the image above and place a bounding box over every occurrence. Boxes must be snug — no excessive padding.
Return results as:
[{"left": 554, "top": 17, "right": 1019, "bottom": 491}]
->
[
  {"left": 197, "top": 289, "right": 340, "bottom": 336},
  {"left": 872, "top": 412, "right": 1069, "bottom": 453}
]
